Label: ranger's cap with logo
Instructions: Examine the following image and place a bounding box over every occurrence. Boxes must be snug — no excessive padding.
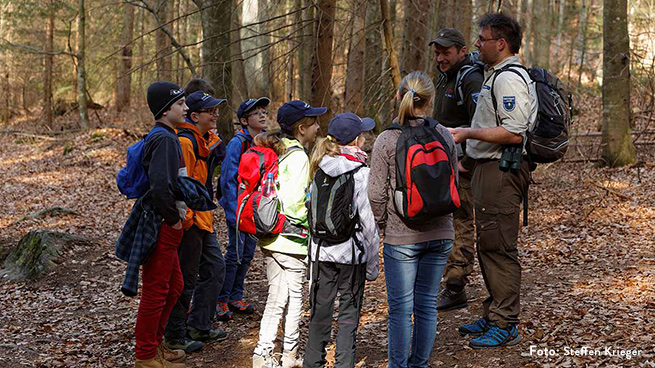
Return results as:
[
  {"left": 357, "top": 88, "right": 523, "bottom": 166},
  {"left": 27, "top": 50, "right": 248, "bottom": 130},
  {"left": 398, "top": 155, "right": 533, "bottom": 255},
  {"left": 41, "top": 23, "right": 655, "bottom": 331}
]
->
[
  {"left": 429, "top": 28, "right": 466, "bottom": 48},
  {"left": 186, "top": 91, "right": 226, "bottom": 114},
  {"left": 237, "top": 97, "right": 271, "bottom": 120}
]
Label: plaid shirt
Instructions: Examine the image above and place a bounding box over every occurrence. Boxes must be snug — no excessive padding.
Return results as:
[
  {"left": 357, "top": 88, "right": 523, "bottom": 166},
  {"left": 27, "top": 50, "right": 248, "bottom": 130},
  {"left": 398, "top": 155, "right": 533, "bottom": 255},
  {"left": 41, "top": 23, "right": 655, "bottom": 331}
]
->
[{"left": 115, "top": 197, "right": 162, "bottom": 296}]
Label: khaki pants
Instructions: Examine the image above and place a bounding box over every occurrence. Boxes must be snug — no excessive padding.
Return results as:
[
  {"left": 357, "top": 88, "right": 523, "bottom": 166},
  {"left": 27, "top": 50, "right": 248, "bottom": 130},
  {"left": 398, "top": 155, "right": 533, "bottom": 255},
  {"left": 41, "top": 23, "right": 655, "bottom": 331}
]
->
[
  {"left": 471, "top": 160, "right": 529, "bottom": 329},
  {"left": 443, "top": 170, "right": 475, "bottom": 292}
]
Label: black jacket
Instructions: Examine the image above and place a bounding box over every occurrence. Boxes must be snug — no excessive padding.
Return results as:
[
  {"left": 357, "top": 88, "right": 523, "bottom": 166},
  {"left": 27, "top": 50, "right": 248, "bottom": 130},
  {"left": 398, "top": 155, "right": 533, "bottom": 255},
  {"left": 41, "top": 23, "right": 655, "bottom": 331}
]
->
[
  {"left": 142, "top": 123, "right": 186, "bottom": 226},
  {"left": 433, "top": 57, "right": 484, "bottom": 129}
]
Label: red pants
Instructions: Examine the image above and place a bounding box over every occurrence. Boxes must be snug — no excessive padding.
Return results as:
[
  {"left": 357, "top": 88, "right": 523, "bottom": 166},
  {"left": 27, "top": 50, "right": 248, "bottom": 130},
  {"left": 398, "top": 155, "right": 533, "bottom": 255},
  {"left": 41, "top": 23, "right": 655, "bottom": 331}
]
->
[{"left": 135, "top": 223, "right": 184, "bottom": 360}]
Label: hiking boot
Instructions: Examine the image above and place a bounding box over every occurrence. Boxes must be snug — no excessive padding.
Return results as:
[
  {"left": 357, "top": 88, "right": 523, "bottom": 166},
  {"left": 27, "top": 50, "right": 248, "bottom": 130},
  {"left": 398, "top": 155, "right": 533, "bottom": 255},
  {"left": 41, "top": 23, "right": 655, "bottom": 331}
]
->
[
  {"left": 469, "top": 325, "right": 521, "bottom": 349},
  {"left": 157, "top": 343, "right": 185, "bottom": 363},
  {"left": 216, "top": 302, "right": 233, "bottom": 321},
  {"left": 437, "top": 288, "right": 468, "bottom": 311},
  {"left": 135, "top": 354, "right": 185, "bottom": 368},
  {"left": 459, "top": 317, "right": 491, "bottom": 337},
  {"left": 253, "top": 352, "right": 281, "bottom": 368},
  {"left": 163, "top": 337, "right": 203, "bottom": 354},
  {"left": 187, "top": 327, "right": 228, "bottom": 342},
  {"left": 281, "top": 347, "right": 303, "bottom": 368},
  {"left": 229, "top": 299, "right": 256, "bottom": 314}
]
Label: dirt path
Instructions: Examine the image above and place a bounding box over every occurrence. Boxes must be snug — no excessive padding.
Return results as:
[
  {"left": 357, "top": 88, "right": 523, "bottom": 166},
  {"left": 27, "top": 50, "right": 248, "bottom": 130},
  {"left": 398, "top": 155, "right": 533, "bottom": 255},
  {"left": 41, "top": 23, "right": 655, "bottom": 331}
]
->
[{"left": 0, "top": 129, "right": 653, "bottom": 367}]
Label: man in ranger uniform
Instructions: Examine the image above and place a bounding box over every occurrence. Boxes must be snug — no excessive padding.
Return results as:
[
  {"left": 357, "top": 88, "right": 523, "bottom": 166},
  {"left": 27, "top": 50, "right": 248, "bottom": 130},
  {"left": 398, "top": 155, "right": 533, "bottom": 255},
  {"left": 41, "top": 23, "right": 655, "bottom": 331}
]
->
[{"left": 430, "top": 28, "right": 483, "bottom": 312}]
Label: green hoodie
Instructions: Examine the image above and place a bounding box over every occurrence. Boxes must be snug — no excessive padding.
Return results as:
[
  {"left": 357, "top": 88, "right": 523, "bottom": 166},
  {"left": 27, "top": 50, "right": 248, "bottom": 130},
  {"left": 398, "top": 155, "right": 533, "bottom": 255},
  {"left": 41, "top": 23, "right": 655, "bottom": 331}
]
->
[{"left": 258, "top": 137, "right": 310, "bottom": 255}]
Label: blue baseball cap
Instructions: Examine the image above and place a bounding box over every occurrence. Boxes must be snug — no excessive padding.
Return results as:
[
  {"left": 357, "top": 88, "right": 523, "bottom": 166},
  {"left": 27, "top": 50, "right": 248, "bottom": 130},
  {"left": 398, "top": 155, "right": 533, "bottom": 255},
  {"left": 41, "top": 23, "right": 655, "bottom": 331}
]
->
[
  {"left": 237, "top": 97, "right": 271, "bottom": 120},
  {"left": 277, "top": 100, "right": 327, "bottom": 133},
  {"left": 185, "top": 91, "right": 226, "bottom": 114},
  {"left": 327, "top": 113, "right": 376, "bottom": 144}
]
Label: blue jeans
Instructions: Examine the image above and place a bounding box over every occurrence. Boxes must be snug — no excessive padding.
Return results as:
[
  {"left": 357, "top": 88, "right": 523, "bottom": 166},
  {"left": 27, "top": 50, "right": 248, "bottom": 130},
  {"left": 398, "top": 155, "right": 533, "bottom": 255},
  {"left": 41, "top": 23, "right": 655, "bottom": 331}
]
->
[
  {"left": 218, "top": 225, "right": 257, "bottom": 303},
  {"left": 383, "top": 239, "right": 453, "bottom": 368}
]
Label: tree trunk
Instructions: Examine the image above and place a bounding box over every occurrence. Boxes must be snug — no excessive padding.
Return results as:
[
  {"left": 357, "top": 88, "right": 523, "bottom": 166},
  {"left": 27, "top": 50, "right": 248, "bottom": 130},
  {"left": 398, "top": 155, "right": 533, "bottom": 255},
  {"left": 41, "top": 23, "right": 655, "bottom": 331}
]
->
[
  {"left": 522, "top": 0, "right": 532, "bottom": 64},
  {"left": 43, "top": 0, "right": 54, "bottom": 128},
  {"left": 258, "top": 0, "right": 271, "bottom": 97},
  {"left": 601, "top": 0, "right": 635, "bottom": 167},
  {"left": 197, "top": 0, "right": 233, "bottom": 140},
  {"left": 0, "top": 2, "right": 9, "bottom": 122},
  {"left": 364, "top": 0, "right": 383, "bottom": 118},
  {"left": 502, "top": 0, "right": 519, "bottom": 17},
  {"left": 298, "top": 0, "right": 315, "bottom": 100},
  {"left": 155, "top": 0, "right": 172, "bottom": 81},
  {"left": 454, "top": 0, "right": 472, "bottom": 46},
  {"left": 576, "top": 0, "right": 592, "bottom": 92},
  {"left": 344, "top": 0, "right": 366, "bottom": 115},
  {"left": 138, "top": 7, "right": 145, "bottom": 100},
  {"left": 231, "top": 0, "right": 248, "bottom": 103},
  {"left": 380, "top": 0, "right": 401, "bottom": 89},
  {"left": 77, "top": 0, "right": 89, "bottom": 129},
  {"left": 310, "top": 0, "right": 337, "bottom": 130},
  {"left": 401, "top": 0, "right": 430, "bottom": 74},
  {"left": 116, "top": 3, "right": 134, "bottom": 112},
  {"left": 553, "top": 0, "right": 565, "bottom": 73},
  {"left": 533, "top": 0, "right": 550, "bottom": 69}
]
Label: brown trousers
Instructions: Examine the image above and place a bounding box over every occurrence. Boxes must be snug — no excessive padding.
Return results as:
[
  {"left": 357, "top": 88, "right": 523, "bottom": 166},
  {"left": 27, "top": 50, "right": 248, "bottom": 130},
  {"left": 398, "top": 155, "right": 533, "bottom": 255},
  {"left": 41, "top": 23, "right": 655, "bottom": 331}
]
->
[
  {"left": 471, "top": 159, "right": 529, "bottom": 329},
  {"left": 443, "top": 170, "right": 475, "bottom": 292}
]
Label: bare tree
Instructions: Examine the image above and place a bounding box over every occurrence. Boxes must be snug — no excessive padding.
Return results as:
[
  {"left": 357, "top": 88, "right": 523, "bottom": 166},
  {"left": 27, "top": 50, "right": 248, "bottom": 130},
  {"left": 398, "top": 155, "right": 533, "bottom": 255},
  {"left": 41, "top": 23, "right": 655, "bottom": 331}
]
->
[
  {"left": 77, "top": 0, "right": 89, "bottom": 129},
  {"left": 310, "top": 0, "right": 337, "bottom": 129},
  {"left": 155, "top": 0, "right": 172, "bottom": 80},
  {"left": 601, "top": 0, "right": 635, "bottom": 166},
  {"left": 117, "top": 2, "right": 134, "bottom": 112},
  {"left": 44, "top": 0, "right": 55, "bottom": 127},
  {"left": 401, "top": 0, "right": 431, "bottom": 74},
  {"left": 231, "top": 0, "right": 248, "bottom": 103},
  {"left": 533, "top": 0, "right": 550, "bottom": 68},
  {"left": 345, "top": 0, "right": 366, "bottom": 115},
  {"left": 380, "top": 0, "right": 401, "bottom": 89}
]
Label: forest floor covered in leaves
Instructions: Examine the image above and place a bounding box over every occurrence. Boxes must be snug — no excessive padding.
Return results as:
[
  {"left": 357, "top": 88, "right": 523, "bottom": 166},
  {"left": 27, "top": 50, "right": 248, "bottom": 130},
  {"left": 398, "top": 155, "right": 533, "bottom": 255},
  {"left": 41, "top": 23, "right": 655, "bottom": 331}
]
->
[{"left": 0, "top": 111, "right": 653, "bottom": 367}]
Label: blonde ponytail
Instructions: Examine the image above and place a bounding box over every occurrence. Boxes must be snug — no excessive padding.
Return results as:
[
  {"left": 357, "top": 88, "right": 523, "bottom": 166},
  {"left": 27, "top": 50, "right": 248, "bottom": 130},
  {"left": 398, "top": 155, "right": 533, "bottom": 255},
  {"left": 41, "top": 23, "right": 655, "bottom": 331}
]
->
[
  {"left": 397, "top": 71, "right": 434, "bottom": 125},
  {"left": 309, "top": 136, "right": 341, "bottom": 178}
]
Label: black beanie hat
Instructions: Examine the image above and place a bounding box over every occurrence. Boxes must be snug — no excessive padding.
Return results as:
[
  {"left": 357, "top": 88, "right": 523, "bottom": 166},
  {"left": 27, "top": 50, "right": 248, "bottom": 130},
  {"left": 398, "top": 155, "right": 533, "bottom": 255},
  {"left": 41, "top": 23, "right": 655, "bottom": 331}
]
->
[{"left": 147, "top": 81, "right": 185, "bottom": 119}]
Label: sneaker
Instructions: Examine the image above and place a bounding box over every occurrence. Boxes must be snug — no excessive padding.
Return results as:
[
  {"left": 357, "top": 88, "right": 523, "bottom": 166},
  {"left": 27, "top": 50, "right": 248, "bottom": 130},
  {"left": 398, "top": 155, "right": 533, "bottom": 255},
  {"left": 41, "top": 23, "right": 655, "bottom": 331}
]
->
[
  {"left": 216, "top": 302, "right": 233, "bottom": 321},
  {"left": 229, "top": 299, "right": 256, "bottom": 314},
  {"left": 253, "top": 352, "right": 281, "bottom": 368},
  {"left": 281, "top": 347, "right": 303, "bottom": 368},
  {"left": 187, "top": 327, "right": 228, "bottom": 342},
  {"left": 459, "top": 317, "right": 491, "bottom": 337},
  {"left": 163, "top": 337, "right": 203, "bottom": 354},
  {"left": 135, "top": 354, "right": 185, "bottom": 368},
  {"left": 469, "top": 325, "right": 521, "bottom": 349},
  {"left": 157, "top": 343, "right": 185, "bottom": 363},
  {"left": 437, "top": 288, "right": 468, "bottom": 311}
]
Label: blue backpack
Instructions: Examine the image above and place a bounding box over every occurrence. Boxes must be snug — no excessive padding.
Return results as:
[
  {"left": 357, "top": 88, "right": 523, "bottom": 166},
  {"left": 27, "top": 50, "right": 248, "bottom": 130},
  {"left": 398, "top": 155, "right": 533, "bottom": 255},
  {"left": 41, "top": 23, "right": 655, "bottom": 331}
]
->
[{"left": 117, "top": 126, "right": 167, "bottom": 199}]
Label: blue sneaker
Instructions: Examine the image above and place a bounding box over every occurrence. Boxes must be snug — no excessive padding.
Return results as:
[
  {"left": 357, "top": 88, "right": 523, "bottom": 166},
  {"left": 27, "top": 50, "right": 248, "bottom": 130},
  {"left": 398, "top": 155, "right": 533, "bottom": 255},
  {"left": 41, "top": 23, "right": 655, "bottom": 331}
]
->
[
  {"left": 469, "top": 325, "right": 521, "bottom": 349},
  {"left": 459, "top": 317, "right": 490, "bottom": 337}
]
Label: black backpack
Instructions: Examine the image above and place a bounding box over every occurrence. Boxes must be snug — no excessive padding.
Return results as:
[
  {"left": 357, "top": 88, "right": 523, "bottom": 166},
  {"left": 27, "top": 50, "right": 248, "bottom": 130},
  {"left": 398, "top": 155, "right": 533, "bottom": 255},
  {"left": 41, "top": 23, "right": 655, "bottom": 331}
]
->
[
  {"left": 386, "top": 117, "right": 460, "bottom": 222},
  {"left": 490, "top": 64, "right": 573, "bottom": 164},
  {"left": 308, "top": 166, "right": 360, "bottom": 244}
]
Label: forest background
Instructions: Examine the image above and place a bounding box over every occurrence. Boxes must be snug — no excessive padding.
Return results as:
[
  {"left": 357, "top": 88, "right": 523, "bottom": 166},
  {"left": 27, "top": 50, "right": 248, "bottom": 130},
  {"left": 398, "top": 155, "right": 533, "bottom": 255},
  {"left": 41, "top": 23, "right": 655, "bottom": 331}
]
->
[{"left": 0, "top": 0, "right": 654, "bottom": 367}]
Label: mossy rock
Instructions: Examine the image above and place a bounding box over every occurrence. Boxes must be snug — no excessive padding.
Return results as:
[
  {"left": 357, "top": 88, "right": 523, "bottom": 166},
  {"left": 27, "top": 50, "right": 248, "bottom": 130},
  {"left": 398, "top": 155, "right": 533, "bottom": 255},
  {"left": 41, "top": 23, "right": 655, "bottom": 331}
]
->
[{"left": 1, "top": 230, "right": 81, "bottom": 281}]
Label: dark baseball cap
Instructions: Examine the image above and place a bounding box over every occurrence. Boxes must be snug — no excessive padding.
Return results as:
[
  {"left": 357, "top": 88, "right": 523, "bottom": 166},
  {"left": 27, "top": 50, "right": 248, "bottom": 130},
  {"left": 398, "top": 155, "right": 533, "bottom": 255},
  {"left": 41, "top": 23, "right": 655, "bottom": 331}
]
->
[
  {"left": 429, "top": 28, "right": 466, "bottom": 48},
  {"left": 237, "top": 97, "right": 271, "bottom": 120},
  {"left": 327, "top": 113, "right": 376, "bottom": 145},
  {"left": 276, "top": 100, "right": 327, "bottom": 133},
  {"left": 185, "top": 91, "right": 226, "bottom": 114}
]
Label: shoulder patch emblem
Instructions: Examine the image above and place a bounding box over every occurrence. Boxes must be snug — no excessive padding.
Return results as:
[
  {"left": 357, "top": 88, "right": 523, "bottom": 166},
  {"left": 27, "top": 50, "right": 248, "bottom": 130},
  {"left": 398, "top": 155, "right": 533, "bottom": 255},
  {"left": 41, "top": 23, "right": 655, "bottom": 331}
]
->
[
  {"left": 472, "top": 92, "right": 480, "bottom": 104},
  {"left": 502, "top": 96, "right": 516, "bottom": 112}
]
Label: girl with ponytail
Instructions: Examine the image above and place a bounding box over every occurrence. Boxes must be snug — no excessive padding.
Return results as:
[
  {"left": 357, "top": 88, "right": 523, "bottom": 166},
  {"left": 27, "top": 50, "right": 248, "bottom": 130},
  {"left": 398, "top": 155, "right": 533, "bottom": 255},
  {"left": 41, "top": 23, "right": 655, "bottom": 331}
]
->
[
  {"left": 303, "top": 113, "right": 379, "bottom": 368},
  {"left": 368, "top": 71, "right": 457, "bottom": 367}
]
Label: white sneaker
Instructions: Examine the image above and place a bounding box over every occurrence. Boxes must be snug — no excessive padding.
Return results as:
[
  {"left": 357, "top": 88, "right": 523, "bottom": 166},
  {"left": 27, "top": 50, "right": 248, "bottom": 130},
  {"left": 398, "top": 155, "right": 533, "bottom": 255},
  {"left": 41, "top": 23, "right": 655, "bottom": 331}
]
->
[
  {"left": 253, "top": 352, "right": 281, "bottom": 368},
  {"left": 281, "top": 347, "right": 303, "bottom": 368}
]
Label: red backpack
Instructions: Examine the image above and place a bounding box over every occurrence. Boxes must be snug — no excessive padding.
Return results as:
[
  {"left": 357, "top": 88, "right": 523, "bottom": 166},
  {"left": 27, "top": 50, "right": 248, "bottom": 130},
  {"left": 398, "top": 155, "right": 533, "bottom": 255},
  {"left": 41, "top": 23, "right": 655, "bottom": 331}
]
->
[
  {"left": 236, "top": 146, "right": 287, "bottom": 237},
  {"left": 386, "top": 117, "right": 460, "bottom": 222}
]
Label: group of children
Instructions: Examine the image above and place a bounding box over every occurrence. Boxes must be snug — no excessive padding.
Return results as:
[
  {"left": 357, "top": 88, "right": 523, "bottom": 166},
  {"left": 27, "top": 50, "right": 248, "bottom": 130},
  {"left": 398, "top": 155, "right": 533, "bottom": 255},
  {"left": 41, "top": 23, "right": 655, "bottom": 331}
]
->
[{"left": 118, "top": 70, "right": 456, "bottom": 368}]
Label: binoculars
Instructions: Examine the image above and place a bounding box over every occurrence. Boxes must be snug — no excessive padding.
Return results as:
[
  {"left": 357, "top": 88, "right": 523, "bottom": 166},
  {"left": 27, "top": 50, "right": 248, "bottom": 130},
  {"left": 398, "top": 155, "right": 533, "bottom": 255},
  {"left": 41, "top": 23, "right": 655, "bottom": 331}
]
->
[{"left": 499, "top": 144, "right": 523, "bottom": 171}]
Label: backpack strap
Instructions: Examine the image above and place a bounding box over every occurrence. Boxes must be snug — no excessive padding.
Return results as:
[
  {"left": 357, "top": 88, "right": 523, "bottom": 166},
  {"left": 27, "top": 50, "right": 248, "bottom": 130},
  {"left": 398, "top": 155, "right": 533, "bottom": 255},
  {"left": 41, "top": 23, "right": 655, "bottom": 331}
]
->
[
  {"left": 489, "top": 64, "right": 530, "bottom": 127},
  {"left": 455, "top": 63, "right": 484, "bottom": 106},
  {"left": 177, "top": 128, "right": 207, "bottom": 162},
  {"left": 279, "top": 145, "right": 304, "bottom": 163},
  {"left": 236, "top": 131, "right": 251, "bottom": 156}
]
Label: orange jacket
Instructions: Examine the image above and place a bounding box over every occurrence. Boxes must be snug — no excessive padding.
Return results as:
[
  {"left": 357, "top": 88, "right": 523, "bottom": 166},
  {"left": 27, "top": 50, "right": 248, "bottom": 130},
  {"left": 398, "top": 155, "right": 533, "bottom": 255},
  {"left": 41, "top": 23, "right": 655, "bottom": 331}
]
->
[{"left": 178, "top": 121, "right": 222, "bottom": 232}]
